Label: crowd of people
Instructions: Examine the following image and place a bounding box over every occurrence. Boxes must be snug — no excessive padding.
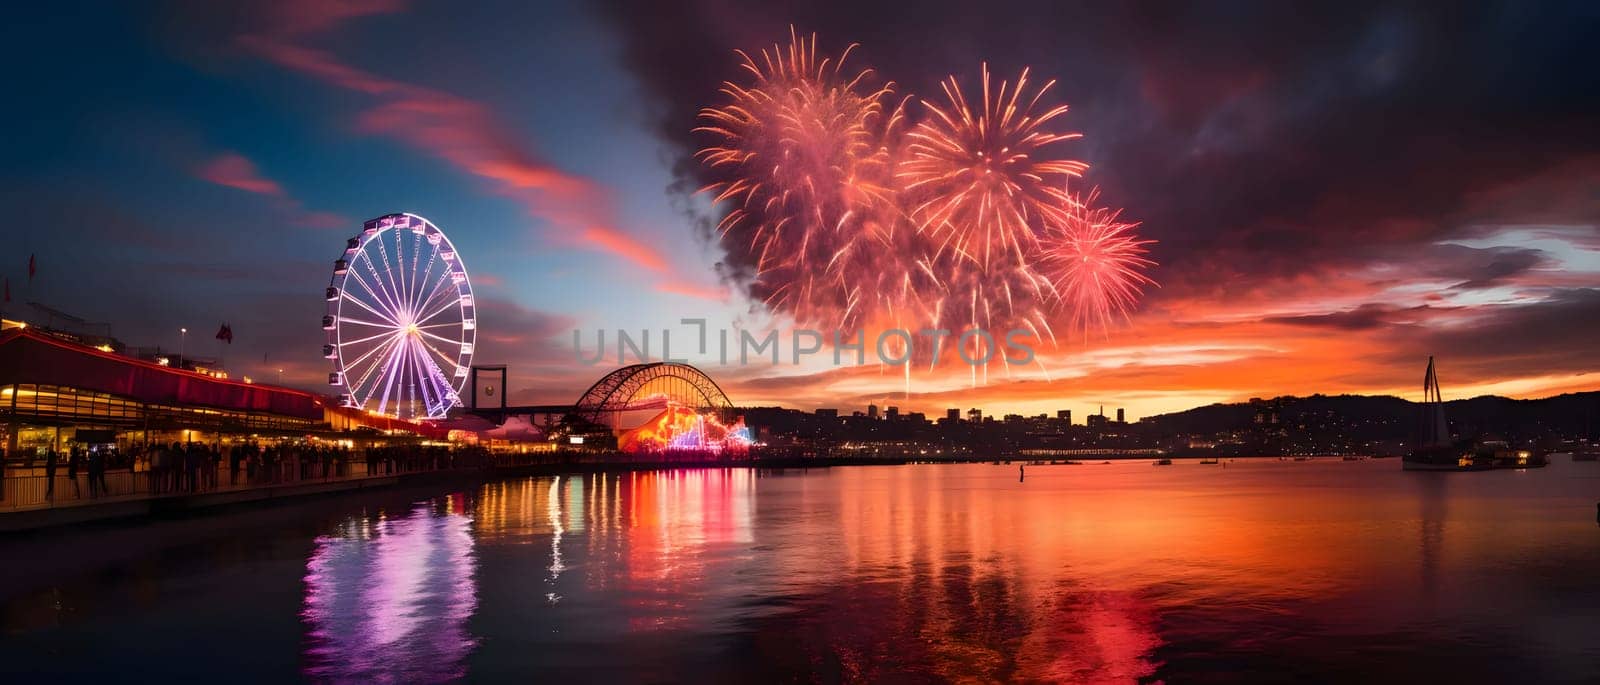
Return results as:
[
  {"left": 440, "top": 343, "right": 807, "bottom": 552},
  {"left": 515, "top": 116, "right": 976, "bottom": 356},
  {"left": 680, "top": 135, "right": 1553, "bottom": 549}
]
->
[
  {"left": 38, "top": 446, "right": 133, "bottom": 499},
  {"left": 12, "top": 442, "right": 492, "bottom": 504}
]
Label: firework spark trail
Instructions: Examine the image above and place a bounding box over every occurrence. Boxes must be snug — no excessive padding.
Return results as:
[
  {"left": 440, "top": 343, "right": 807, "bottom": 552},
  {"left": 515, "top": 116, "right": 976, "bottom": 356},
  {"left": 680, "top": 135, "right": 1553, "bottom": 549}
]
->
[
  {"left": 895, "top": 63, "right": 1089, "bottom": 346},
  {"left": 697, "top": 31, "right": 1157, "bottom": 366},
  {"left": 1042, "top": 188, "right": 1158, "bottom": 338},
  {"left": 900, "top": 64, "right": 1087, "bottom": 271},
  {"left": 695, "top": 28, "right": 918, "bottom": 331}
]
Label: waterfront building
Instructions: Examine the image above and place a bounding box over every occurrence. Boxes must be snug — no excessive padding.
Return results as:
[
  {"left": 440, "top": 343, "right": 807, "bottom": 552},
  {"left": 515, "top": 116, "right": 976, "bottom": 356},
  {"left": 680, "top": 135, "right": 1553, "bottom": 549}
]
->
[{"left": 0, "top": 327, "right": 439, "bottom": 457}]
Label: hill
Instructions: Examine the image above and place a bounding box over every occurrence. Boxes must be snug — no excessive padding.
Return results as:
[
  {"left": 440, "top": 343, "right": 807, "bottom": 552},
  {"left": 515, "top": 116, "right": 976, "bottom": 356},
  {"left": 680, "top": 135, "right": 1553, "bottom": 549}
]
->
[{"left": 1142, "top": 391, "right": 1600, "bottom": 442}]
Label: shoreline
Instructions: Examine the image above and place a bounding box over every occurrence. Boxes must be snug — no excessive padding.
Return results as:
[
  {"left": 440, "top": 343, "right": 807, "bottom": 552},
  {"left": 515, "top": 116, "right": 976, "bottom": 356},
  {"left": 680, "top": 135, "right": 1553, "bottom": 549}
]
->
[{"left": 0, "top": 454, "right": 1381, "bottom": 533}]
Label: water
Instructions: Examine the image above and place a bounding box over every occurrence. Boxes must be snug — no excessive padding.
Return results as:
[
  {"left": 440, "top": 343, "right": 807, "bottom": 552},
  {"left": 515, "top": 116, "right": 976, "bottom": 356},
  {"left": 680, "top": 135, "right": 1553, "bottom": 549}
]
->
[{"left": 3, "top": 459, "right": 1598, "bottom": 683}]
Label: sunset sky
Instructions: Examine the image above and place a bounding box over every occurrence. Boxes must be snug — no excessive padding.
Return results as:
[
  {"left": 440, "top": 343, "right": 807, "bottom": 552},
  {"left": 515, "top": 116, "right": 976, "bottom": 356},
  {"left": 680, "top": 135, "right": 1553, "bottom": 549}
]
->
[{"left": 4, "top": 0, "right": 1596, "bottom": 420}]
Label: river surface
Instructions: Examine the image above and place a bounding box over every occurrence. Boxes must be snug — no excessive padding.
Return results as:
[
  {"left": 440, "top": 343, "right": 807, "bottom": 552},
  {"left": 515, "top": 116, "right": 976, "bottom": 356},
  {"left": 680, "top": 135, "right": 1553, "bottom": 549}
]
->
[{"left": 2, "top": 458, "right": 1599, "bottom": 683}]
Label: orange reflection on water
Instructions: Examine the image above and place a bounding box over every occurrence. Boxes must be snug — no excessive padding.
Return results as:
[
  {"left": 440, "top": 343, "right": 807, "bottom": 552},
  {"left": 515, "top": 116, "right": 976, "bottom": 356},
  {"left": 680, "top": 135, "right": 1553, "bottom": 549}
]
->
[{"left": 458, "top": 461, "right": 1600, "bottom": 681}]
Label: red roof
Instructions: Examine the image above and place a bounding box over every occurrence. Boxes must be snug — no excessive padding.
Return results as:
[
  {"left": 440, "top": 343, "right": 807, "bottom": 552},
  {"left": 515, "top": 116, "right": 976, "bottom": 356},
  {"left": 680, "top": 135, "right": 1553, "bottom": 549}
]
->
[{"left": 0, "top": 327, "right": 324, "bottom": 420}]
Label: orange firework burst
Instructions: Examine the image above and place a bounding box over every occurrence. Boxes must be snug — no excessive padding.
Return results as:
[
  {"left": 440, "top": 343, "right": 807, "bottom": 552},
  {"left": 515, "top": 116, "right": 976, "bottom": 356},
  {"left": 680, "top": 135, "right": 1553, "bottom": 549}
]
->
[
  {"left": 1043, "top": 188, "right": 1157, "bottom": 337},
  {"left": 900, "top": 64, "right": 1088, "bottom": 271},
  {"left": 695, "top": 28, "right": 913, "bottom": 330}
]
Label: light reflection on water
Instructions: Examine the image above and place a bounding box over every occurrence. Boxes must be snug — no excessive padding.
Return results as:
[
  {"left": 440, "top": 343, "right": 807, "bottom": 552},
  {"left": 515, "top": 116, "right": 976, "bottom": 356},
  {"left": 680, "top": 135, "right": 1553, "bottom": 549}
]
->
[
  {"left": 301, "top": 496, "right": 477, "bottom": 682},
  {"left": 5, "top": 460, "right": 1599, "bottom": 682},
  {"left": 456, "top": 462, "right": 1600, "bottom": 681}
]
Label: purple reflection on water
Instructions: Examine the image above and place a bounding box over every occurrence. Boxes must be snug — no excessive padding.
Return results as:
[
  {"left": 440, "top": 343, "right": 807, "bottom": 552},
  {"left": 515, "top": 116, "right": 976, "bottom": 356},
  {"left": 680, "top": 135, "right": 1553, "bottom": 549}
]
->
[{"left": 302, "top": 498, "right": 478, "bottom": 682}]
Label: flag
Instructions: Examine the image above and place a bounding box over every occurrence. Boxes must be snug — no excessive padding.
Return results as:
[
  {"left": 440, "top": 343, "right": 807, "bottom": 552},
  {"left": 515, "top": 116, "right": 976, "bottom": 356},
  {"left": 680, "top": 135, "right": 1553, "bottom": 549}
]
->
[
  {"left": 28, "top": 254, "right": 35, "bottom": 282},
  {"left": 215, "top": 323, "right": 233, "bottom": 344}
]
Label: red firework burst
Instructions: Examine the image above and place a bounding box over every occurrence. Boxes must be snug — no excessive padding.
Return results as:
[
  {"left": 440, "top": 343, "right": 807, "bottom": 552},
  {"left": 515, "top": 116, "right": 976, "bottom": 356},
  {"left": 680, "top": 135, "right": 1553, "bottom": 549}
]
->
[
  {"left": 899, "top": 64, "right": 1088, "bottom": 271},
  {"left": 1043, "top": 188, "right": 1157, "bottom": 336},
  {"left": 695, "top": 29, "right": 913, "bottom": 330}
]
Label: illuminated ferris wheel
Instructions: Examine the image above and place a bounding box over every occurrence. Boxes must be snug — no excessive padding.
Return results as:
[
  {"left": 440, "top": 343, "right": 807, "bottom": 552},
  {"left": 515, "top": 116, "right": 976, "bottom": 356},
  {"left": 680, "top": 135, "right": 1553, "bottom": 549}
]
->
[{"left": 323, "top": 213, "right": 475, "bottom": 420}]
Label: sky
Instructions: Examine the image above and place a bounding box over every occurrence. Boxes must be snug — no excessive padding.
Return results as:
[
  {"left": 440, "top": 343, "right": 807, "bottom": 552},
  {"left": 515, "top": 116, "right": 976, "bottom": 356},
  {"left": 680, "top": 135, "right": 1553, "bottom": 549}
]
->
[{"left": 2, "top": 0, "right": 1596, "bottom": 420}]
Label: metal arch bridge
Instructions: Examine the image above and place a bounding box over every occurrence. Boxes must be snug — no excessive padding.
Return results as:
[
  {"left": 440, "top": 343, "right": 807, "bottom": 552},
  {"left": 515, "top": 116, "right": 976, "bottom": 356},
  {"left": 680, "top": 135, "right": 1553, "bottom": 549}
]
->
[
  {"left": 465, "top": 362, "right": 734, "bottom": 425},
  {"left": 570, "top": 362, "right": 733, "bottom": 423}
]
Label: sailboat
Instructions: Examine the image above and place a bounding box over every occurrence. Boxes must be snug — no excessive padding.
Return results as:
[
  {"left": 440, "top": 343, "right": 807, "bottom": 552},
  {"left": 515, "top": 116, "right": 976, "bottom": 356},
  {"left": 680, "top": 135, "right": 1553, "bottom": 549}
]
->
[{"left": 1403, "top": 357, "right": 1485, "bottom": 471}]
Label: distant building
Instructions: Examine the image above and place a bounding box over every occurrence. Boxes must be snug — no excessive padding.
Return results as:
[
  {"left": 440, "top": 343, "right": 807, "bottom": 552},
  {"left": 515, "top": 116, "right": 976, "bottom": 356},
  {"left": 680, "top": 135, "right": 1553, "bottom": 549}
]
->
[
  {"left": 815, "top": 408, "right": 838, "bottom": 419},
  {"left": 1087, "top": 407, "right": 1109, "bottom": 429},
  {"left": 1057, "top": 409, "right": 1071, "bottom": 424},
  {"left": 886, "top": 406, "right": 899, "bottom": 421},
  {"left": 1117, "top": 408, "right": 1125, "bottom": 424},
  {"left": 947, "top": 408, "right": 961, "bottom": 422},
  {"left": 868, "top": 404, "right": 879, "bottom": 420},
  {"left": 967, "top": 408, "right": 982, "bottom": 423}
]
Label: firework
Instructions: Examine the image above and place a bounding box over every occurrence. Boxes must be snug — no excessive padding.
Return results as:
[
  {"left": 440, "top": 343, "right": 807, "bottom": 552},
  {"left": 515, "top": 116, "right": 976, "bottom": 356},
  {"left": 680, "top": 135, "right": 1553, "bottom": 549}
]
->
[
  {"left": 1042, "top": 188, "right": 1157, "bottom": 337},
  {"left": 899, "top": 64, "right": 1087, "bottom": 271},
  {"left": 696, "top": 33, "right": 1157, "bottom": 359},
  {"left": 695, "top": 28, "right": 912, "bottom": 330}
]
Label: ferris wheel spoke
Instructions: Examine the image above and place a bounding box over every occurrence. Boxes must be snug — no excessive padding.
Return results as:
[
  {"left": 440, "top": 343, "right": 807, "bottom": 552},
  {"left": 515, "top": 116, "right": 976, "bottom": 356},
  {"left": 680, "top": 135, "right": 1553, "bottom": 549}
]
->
[
  {"left": 353, "top": 252, "right": 408, "bottom": 321},
  {"left": 374, "top": 334, "right": 408, "bottom": 416},
  {"left": 415, "top": 251, "right": 440, "bottom": 317},
  {"left": 416, "top": 328, "right": 464, "bottom": 350},
  {"left": 345, "top": 269, "right": 400, "bottom": 323},
  {"left": 415, "top": 335, "right": 462, "bottom": 371},
  {"left": 412, "top": 271, "right": 455, "bottom": 324},
  {"left": 371, "top": 239, "right": 409, "bottom": 321},
  {"left": 410, "top": 339, "right": 446, "bottom": 412},
  {"left": 406, "top": 231, "right": 425, "bottom": 314},
  {"left": 409, "top": 337, "right": 435, "bottom": 409},
  {"left": 339, "top": 328, "right": 402, "bottom": 348},
  {"left": 413, "top": 294, "right": 462, "bottom": 328},
  {"left": 337, "top": 317, "right": 397, "bottom": 329},
  {"left": 392, "top": 230, "right": 412, "bottom": 319},
  {"left": 345, "top": 333, "right": 404, "bottom": 395},
  {"left": 340, "top": 287, "right": 402, "bottom": 327}
]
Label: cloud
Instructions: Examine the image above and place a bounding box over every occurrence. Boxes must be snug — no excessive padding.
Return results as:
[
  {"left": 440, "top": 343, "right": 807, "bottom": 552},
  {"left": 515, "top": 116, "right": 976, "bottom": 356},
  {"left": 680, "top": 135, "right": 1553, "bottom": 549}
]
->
[
  {"left": 1445, "top": 247, "right": 1548, "bottom": 291},
  {"left": 654, "top": 278, "right": 729, "bottom": 301},
  {"left": 224, "top": 1, "right": 679, "bottom": 277},
  {"left": 191, "top": 150, "right": 349, "bottom": 229},
  {"left": 1263, "top": 303, "right": 1413, "bottom": 331},
  {"left": 194, "top": 153, "right": 285, "bottom": 196},
  {"left": 579, "top": 226, "right": 667, "bottom": 272}
]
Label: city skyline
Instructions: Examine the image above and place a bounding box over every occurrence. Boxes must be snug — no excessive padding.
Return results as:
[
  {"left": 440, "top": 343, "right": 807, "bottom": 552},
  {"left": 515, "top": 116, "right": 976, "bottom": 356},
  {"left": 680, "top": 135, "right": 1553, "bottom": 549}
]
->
[{"left": 4, "top": 1, "right": 1597, "bottom": 421}]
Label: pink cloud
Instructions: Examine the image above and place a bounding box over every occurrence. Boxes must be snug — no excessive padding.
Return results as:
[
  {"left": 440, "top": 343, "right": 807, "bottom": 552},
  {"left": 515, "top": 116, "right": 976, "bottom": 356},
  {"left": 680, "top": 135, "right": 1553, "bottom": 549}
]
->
[
  {"left": 192, "top": 150, "right": 348, "bottom": 229},
  {"left": 232, "top": 8, "right": 677, "bottom": 275},
  {"left": 655, "top": 279, "right": 729, "bottom": 301},
  {"left": 581, "top": 226, "right": 668, "bottom": 273},
  {"left": 194, "top": 153, "right": 284, "bottom": 196}
]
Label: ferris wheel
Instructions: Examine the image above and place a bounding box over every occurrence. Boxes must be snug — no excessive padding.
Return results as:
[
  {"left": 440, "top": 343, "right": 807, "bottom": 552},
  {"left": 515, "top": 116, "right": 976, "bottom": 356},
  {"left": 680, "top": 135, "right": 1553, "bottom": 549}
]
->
[{"left": 323, "top": 213, "right": 475, "bottom": 420}]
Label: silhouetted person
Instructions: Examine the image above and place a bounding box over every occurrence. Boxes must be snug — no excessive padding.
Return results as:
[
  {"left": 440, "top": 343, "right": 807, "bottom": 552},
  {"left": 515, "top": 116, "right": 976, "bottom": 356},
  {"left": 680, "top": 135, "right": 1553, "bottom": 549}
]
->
[
  {"left": 1019, "top": 464, "right": 1025, "bottom": 482},
  {"left": 87, "top": 449, "right": 103, "bottom": 498},
  {"left": 67, "top": 447, "right": 82, "bottom": 498},
  {"left": 186, "top": 444, "right": 201, "bottom": 492},
  {"left": 44, "top": 450, "right": 58, "bottom": 501}
]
